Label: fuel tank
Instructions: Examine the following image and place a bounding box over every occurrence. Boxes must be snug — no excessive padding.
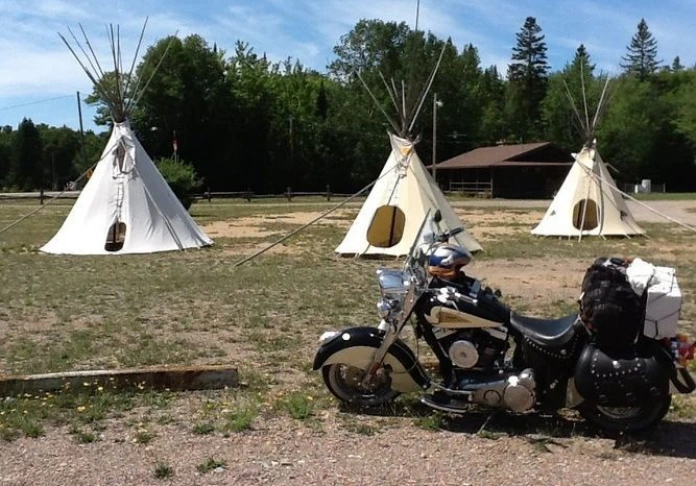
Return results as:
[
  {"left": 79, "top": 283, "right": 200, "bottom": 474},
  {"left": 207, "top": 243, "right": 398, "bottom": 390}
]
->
[{"left": 421, "top": 276, "right": 511, "bottom": 329}]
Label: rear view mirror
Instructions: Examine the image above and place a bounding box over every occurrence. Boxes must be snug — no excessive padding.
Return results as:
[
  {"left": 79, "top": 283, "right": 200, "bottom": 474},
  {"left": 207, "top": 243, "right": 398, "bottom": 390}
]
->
[{"left": 433, "top": 210, "right": 442, "bottom": 223}]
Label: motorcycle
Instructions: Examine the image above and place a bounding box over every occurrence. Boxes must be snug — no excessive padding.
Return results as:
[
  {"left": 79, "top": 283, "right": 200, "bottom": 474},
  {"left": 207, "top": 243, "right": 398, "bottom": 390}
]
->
[{"left": 313, "top": 210, "right": 696, "bottom": 432}]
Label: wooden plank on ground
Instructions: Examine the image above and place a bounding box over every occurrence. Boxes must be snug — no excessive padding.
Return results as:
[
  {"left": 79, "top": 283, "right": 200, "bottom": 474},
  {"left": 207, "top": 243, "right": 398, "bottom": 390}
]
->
[{"left": 0, "top": 365, "right": 238, "bottom": 396}]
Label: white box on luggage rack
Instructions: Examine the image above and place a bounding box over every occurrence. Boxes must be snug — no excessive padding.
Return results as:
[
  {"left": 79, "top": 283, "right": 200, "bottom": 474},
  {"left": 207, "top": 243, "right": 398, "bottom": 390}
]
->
[{"left": 643, "top": 266, "right": 681, "bottom": 339}]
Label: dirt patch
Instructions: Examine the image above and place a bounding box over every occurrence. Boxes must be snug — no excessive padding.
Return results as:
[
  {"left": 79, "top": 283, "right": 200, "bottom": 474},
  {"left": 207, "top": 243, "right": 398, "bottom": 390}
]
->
[
  {"left": 458, "top": 209, "right": 546, "bottom": 227},
  {"left": 469, "top": 257, "right": 587, "bottom": 312},
  {"left": 202, "top": 220, "right": 281, "bottom": 239},
  {"left": 469, "top": 225, "right": 523, "bottom": 238},
  {"left": 203, "top": 210, "right": 355, "bottom": 239},
  {"left": 223, "top": 242, "right": 305, "bottom": 256},
  {"left": 264, "top": 210, "right": 354, "bottom": 228}
]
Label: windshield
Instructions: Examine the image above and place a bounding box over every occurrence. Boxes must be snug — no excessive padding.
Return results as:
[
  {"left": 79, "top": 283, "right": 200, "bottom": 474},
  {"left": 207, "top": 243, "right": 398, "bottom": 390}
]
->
[{"left": 406, "top": 209, "right": 439, "bottom": 269}]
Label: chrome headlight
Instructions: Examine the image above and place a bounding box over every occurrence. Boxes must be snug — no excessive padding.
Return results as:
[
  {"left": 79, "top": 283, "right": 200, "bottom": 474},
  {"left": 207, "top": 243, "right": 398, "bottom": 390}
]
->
[
  {"left": 377, "top": 269, "right": 409, "bottom": 298},
  {"left": 376, "top": 298, "right": 400, "bottom": 319}
]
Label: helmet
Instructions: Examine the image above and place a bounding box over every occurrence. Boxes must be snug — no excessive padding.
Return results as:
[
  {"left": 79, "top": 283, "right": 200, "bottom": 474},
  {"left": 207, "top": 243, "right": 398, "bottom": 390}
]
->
[{"left": 427, "top": 244, "right": 472, "bottom": 280}]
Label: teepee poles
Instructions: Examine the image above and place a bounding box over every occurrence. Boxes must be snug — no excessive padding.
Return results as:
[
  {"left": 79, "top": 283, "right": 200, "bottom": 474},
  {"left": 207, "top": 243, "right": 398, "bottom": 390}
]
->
[
  {"left": 355, "top": 70, "right": 401, "bottom": 134},
  {"left": 408, "top": 43, "right": 446, "bottom": 133}
]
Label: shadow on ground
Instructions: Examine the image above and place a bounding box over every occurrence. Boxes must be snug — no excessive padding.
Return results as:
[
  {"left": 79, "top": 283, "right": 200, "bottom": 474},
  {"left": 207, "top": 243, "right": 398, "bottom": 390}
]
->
[{"left": 339, "top": 400, "right": 696, "bottom": 460}]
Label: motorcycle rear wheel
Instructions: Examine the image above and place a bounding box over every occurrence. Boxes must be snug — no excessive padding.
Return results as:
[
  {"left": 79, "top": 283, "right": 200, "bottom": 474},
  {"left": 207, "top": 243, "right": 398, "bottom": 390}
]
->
[
  {"left": 578, "top": 394, "right": 671, "bottom": 433},
  {"left": 322, "top": 363, "right": 399, "bottom": 407}
]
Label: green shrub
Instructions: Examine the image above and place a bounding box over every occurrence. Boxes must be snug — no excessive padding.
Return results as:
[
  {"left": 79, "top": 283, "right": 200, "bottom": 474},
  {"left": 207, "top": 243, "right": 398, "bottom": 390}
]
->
[{"left": 157, "top": 157, "right": 201, "bottom": 210}]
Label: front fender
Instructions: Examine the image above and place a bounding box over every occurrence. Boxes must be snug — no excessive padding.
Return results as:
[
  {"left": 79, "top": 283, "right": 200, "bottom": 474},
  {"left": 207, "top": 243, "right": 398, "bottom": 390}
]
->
[{"left": 312, "top": 326, "right": 430, "bottom": 393}]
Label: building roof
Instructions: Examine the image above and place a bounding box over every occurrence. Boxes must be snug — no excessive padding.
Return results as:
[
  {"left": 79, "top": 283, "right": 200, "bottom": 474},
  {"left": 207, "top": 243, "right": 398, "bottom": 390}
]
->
[{"left": 435, "top": 142, "right": 574, "bottom": 169}]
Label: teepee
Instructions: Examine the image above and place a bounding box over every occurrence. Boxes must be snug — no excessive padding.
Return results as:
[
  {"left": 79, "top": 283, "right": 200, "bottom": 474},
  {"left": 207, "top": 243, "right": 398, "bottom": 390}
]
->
[
  {"left": 41, "top": 21, "right": 212, "bottom": 255},
  {"left": 531, "top": 75, "right": 644, "bottom": 239},
  {"left": 335, "top": 50, "right": 482, "bottom": 256}
]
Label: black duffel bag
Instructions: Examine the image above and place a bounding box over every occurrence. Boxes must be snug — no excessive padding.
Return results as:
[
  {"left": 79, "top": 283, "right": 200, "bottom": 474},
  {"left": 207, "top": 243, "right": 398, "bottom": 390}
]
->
[{"left": 579, "top": 257, "right": 644, "bottom": 350}]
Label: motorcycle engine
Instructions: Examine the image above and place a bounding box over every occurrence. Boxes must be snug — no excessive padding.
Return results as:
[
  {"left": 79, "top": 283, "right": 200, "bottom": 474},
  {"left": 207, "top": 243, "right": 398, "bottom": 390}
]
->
[{"left": 438, "top": 329, "right": 507, "bottom": 370}]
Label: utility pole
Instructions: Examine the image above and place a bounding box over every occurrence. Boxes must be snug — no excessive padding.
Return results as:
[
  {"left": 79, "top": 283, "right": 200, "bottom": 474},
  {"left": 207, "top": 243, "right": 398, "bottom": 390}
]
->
[
  {"left": 432, "top": 93, "right": 443, "bottom": 183},
  {"left": 76, "top": 91, "right": 84, "bottom": 137}
]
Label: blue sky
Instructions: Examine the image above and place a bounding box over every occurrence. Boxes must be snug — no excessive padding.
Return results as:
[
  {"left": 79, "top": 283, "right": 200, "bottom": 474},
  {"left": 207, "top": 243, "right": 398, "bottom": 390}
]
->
[{"left": 1, "top": 0, "right": 693, "bottom": 133}]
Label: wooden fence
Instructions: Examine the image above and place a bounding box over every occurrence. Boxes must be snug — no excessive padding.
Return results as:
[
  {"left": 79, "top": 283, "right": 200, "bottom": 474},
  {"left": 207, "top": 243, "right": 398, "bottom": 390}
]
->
[{"left": 0, "top": 187, "right": 358, "bottom": 204}]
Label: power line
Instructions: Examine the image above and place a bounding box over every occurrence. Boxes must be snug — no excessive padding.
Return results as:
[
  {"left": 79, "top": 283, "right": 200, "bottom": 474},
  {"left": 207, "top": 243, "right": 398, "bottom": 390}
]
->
[{"left": 0, "top": 94, "right": 76, "bottom": 112}]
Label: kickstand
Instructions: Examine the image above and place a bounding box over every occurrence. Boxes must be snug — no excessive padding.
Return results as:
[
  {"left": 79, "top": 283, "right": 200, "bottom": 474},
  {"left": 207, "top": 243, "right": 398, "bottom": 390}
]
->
[{"left": 477, "top": 410, "right": 499, "bottom": 435}]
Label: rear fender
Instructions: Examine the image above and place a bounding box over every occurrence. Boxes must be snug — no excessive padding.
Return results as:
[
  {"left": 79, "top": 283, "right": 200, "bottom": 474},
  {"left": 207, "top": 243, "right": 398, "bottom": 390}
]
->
[{"left": 312, "top": 326, "right": 430, "bottom": 393}]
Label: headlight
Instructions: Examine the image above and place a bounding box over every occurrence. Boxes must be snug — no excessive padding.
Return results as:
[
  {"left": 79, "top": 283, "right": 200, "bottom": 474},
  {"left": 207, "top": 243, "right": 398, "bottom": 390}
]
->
[
  {"left": 377, "top": 269, "right": 409, "bottom": 297},
  {"left": 376, "top": 298, "right": 401, "bottom": 319},
  {"left": 377, "top": 300, "right": 392, "bottom": 319}
]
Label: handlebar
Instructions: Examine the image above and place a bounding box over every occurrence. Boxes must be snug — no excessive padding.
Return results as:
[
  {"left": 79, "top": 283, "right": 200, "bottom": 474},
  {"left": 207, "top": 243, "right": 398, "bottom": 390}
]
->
[{"left": 436, "top": 226, "right": 464, "bottom": 242}]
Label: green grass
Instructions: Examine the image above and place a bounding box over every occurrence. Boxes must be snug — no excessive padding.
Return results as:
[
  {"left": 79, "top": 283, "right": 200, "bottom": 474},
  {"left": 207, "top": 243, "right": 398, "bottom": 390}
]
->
[
  {"left": 154, "top": 461, "right": 174, "bottom": 480},
  {"left": 274, "top": 391, "right": 315, "bottom": 420},
  {"left": 196, "top": 457, "right": 226, "bottom": 474},
  {"left": 223, "top": 406, "right": 257, "bottom": 433},
  {"left": 134, "top": 428, "right": 155, "bottom": 444},
  {"left": 631, "top": 192, "right": 696, "bottom": 201},
  {"left": 69, "top": 424, "right": 98, "bottom": 443},
  {"left": 1, "top": 197, "right": 695, "bottom": 440},
  {"left": 192, "top": 422, "right": 215, "bottom": 435}
]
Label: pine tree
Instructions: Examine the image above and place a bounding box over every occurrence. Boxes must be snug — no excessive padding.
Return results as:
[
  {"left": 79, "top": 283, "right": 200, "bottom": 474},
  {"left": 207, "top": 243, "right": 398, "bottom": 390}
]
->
[
  {"left": 621, "top": 18, "right": 661, "bottom": 80},
  {"left": 508, "top": 16, "right": 550, "bottom": 81},
  {"left": 571, "top": 44, "right": 595, "bottom": 74},
  {"left": 9, "top": 118, "right": 43, "bottom": 190},
  {"left": 672, "top": 56, "right": 684, "bottom": 72},
  {"left": 506, "top": 16, "right": 550, "bottom": 141}
]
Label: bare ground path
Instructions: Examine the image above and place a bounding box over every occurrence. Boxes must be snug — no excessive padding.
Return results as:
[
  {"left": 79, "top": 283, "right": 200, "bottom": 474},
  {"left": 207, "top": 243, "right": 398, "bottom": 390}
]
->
[{"left": 2, "top": 417, "right": 696, "bottom": 486}]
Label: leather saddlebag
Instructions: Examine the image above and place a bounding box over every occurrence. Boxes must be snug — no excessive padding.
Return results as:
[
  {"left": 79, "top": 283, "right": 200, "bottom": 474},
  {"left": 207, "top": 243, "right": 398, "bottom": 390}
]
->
[{"left": 574, "top": 343, "right": 670, "bottom": 406}]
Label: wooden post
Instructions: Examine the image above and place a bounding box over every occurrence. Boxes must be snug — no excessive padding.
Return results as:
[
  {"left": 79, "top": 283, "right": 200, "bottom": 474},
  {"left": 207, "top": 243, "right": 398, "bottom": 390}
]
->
[
  {"left": 286, "top": 186, "right": 292, "bottom": 202},
  {"left": 0, "top": 365, "right": 239, "bottom": 396},
  {"left": 206, "top": 186, "right": 212, "bottom": 203},
  {"left": 39, "top": 188, "right": 44, "bottom": 205},
  {"left": 326, "top": 184, "right": 331, "bottom": 201}
]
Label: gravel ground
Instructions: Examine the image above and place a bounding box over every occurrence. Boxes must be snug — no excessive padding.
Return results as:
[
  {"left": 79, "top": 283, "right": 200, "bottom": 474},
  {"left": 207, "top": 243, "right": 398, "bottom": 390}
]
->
[{"left": 2, "top": 415, "right": 696, "bottom": 486}]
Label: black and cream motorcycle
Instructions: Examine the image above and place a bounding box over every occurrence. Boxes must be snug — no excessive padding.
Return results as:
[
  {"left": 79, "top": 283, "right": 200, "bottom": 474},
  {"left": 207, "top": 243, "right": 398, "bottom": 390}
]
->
[{"left": 313, "top": 210, "right": 696, "bottom": 432}]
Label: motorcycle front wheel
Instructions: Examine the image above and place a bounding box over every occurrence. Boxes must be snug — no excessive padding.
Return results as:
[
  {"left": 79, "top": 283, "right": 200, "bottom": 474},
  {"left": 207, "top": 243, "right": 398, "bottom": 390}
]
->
[
  {"left": 322, "top": 363, "right": 399, "bottom": 407},
  {"left": 578, "top": 394, "right": 672, "bottom": 433}
]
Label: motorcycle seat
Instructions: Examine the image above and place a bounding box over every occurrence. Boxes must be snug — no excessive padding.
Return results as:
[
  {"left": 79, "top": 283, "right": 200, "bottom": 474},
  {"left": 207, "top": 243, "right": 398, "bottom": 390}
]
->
[{"left": 509, "top": 312, "right": 580, "bottom": 348}]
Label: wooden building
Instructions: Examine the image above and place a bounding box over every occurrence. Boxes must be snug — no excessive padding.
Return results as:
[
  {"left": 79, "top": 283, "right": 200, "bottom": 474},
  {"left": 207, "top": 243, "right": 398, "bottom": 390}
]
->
[{"left": 434, "top": 142, "right": 574, "bottom": 198}]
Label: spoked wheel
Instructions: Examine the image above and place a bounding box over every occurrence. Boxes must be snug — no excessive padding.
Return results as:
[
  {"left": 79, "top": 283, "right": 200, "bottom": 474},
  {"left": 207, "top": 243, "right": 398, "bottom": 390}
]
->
[
  {"left": 578, "top": 394, "right": 672, "bottom": 433},
  {"left": 322, "top": 363, "right": 399, "bottom": 408}
]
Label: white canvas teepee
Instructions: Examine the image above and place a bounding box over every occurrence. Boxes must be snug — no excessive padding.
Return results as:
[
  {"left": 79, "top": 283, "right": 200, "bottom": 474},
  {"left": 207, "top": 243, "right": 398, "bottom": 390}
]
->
[
  {"left": 531, "top": 141, "right": 644, "bottom": 237},
  {"left": 41, "top": 123, "right": 213, "bottom": 254},
  {"left": 532, "top": 72, "right": 643, "bottom": 239},
  {"left": 41, "top": 21, "right": 212, "bottom": 255},
  {"left": 336, "top": 133, "right": 482, "bottom": 256}
]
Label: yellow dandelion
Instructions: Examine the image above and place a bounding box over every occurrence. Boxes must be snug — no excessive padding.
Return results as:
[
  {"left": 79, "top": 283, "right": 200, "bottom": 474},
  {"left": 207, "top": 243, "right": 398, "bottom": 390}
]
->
[
  {"left": 77, "top": 406, "right": 86, "bottom": 412},
  {"left": 97, "top": 386, "right": 104, "bottom": 392}
]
